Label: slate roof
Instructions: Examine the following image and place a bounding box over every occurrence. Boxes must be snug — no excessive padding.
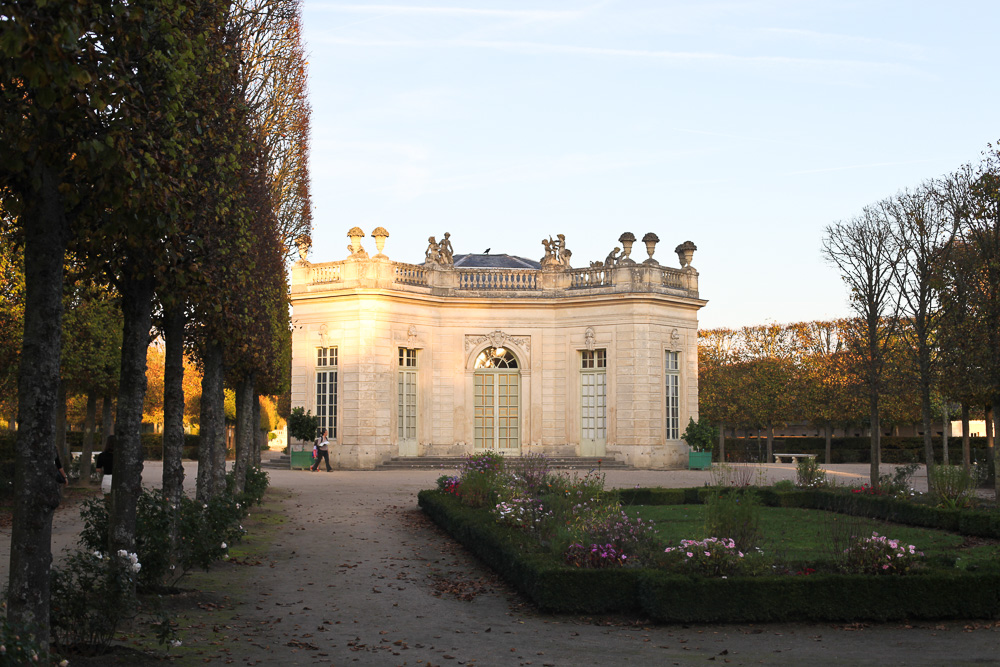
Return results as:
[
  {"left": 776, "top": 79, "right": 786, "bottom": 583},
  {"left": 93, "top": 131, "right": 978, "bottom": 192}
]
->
[{"left": 451, "top": 254, "right": 541, "bottom": 269}]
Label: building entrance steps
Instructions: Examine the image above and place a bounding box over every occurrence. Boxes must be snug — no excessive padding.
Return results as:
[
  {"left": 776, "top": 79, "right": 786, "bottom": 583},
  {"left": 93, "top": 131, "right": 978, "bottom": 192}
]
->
[{"left": 375, "top": 455, "right": 632, "bottom": 471}]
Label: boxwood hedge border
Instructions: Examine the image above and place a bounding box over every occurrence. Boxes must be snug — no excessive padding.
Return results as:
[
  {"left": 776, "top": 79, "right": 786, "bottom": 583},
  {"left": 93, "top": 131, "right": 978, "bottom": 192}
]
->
[{"left": 418, "top": 488, "right": 1000, "bottom": 622}]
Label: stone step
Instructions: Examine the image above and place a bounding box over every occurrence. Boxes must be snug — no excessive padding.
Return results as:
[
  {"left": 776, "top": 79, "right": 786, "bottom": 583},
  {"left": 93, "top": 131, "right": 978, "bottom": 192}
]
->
[
  {"left": 262, "top": 454, "right": 631, "bottom": 471},
  {"left": 374, "top": 456, "right": 631, "bottom": 471}
]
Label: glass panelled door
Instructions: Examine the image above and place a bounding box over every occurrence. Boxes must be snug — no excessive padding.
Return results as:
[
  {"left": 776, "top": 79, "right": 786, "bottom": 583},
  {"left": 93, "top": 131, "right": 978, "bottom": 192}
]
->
[
  {"left": 580, "top": 349, "right": 607, "bottom": 456},
  {"left": 474, "top": 347, "right": 520, "bottom": 451},
  {"left": 398, "top": 348, "right": 418, "bottom": 456}
]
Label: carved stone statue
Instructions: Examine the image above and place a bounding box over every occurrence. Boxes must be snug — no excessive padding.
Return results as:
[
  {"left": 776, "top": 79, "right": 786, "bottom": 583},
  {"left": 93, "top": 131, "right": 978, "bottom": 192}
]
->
[
  {"left": 425, "top": 236, "right": 439, "bottom": 265},
  {"left": 604, "top": 247, "right": 620, "bottom": 267},
  {"left": 438, "top": 232, "right": 454, "bottom": 266},
  {"left": 540, "top": 234, "right": 572, "bottom": 269}
]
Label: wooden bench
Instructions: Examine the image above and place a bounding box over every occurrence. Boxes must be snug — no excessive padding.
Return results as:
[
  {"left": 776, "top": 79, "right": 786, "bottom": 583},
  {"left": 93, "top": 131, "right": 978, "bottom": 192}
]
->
[{"left": 773, "top": 453, "right": 817, "bottom": 464}]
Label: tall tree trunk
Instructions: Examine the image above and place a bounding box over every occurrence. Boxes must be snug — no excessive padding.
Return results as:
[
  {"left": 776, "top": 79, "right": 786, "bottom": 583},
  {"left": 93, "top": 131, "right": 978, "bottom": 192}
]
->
[
  {"left": 80, "top": 393, "right": 98, "bottom": 484},
  {"left": 824, "top": 424, "right": 832, "bottom": 465},
  {"left": 7, "top": 164, "right": 69, "bottom": 650},
  {"left": 869, "top": 393, "right": 881, "bottom": 489},
  {"left": 252, "top": 394, "right": 262, "bottom": 467},
  {"left": 941, "top": 402, "right": 949, "bottom": 467},
  {"left": 196, "top": 341, "right": 224, "bottom": 502},
  {"left": 54, "top": 383, "right": 68, "bottom": 470},
  {"left": 920, "top": 377, "right": 934, "bottom": 491},
  {"left": 717, "top": 422, "right": 725, "bottom": 463},
  {"left": 101, "top": 393, "right": 114, "bottom": 452},
  {"left": 108, "top": 275, "right": 155, "bottom": 557},
  {"left": 986, "top": 403, "right": 994, "bottom": 474},
  {"left": 961, "top": 403, "right": 971, "bottom": 472},
  {"left": 994, "top": 395, "right": 1000, "bottom": 501},
  {"left": 162, "top": 306, "right": 186, "bottom": 504},
  {"left": 765, "top": 423, "right": 774, "bottom": 463},
  {"left": 233, "top": 372, "right": 254, "bottom": 494}
]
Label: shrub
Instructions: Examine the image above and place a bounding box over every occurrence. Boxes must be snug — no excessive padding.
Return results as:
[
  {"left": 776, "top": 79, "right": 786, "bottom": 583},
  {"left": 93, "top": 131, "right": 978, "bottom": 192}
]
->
[
  {"left": 0, "top": 603, "right": 48, "bottom": 666},
  {"left": 505, "top": 453, "right": 551, "bottom": 497},
  {"left": 929, "top": 465, "right": 979, "bottom": 509},
  {"left": 837, "top": 532, "right": 923, "bottom": 575},
  {"left": 454, "top": 451, "right": 508, "bottom": 507},
  {"left": 77, "top": 468, "right": 265, "bottom": 590},
  {"left": 879, "top": 463, "right": 919, "bottom": 497},
  {"left": 493, "top": 497, "right": 552, "bottom": 532},
  {"left": 576, "top": 510, "right": 661, "bottom": 565},
  {"left": 710, "top": 462, "right": 768, "bottom": 488},
  {"left": 681, "top": 417, "right": 716, "bottom": 453},
  {"left": 795, "top": 457, "right": 826, "bottom": 488},
  {"left": 50, "top": 549, "right": 142, "bottom": 652},
  {"left": 773, "top": 479, "right": 795, "bottom": 492},
  {"left": 662, "top": 537, "right": 770, "bottom": 577},
  {"left": 703, "top": 488, "right": 763, "bottom": 551},
  {"left": 287, "top": 407, "right": 319, "bottom": 442},
  {"left": 565, "top": 543, "right": 628, "bottom": 568}
]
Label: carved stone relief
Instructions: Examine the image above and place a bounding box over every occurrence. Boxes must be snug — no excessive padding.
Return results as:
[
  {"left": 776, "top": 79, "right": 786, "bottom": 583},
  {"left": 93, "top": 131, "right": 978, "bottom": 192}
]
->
[
  {"left": 464, "top": 330, "right": 530, "bottom": 352},
  {"left": 584, "top": 327, "right": 596, "bottom": 351}
]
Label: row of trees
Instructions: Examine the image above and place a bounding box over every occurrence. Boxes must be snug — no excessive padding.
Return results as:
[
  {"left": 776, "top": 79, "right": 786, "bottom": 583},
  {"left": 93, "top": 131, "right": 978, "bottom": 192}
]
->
[
  {"left": 0, "top": 0, "right": 310, "bottom": 652},
  {"left": 698, "top": 144, "right": 999, "bottom": 494},
  {"left": 822, "top": 145, "right": 999, "bottom": 493},
  {"left": 699, "top": 319, "right": 992, "bottom": 463}
]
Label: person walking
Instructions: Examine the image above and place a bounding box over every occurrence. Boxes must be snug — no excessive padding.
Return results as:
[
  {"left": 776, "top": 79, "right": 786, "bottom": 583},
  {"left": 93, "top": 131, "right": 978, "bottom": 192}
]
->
[
  {"left": 95, "top": 438, "right": 114, "bottom": 493},
  {"left": 311, "top": 428, "right": 331, "bottom": 472}
]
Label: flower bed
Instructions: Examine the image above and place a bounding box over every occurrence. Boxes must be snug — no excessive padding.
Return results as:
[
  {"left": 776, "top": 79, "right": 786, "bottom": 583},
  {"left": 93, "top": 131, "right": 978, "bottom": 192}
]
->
[
  {"left": 419, "top": 489, "right": 1000, "bottom": 621},
  {"left": 420, "top": 454, "right": 1000, "bottom": 621}
]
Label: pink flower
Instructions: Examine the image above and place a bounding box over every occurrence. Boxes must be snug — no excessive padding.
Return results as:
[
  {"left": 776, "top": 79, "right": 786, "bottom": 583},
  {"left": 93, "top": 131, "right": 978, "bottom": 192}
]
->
[{"left": 686, "top": 552, "right": 693, "bottom": 558}]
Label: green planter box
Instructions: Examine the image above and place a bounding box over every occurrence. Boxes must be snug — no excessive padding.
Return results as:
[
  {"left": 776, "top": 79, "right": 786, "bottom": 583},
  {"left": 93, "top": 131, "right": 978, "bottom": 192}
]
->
[
  {"left": 290, "top": 450, "right": 315, "bottom": 469},
  {"left": 688, "top": 451, "right": 712, "bottom": 470}
]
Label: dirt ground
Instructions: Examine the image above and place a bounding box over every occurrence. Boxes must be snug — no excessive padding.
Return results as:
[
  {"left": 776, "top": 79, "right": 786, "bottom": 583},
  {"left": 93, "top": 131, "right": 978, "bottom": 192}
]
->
[{"left": 3, "top": 461, "right": 1000, "bottom": 666}]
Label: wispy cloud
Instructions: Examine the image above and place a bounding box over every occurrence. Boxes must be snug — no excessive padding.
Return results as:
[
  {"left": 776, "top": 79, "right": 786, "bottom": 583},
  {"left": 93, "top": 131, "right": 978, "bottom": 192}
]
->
[
  {"left": 307, "top": 3, "right": 583, "bottom": 21},
  {"left": 313, "top": 35, "right": 917, "bottom": 76}
]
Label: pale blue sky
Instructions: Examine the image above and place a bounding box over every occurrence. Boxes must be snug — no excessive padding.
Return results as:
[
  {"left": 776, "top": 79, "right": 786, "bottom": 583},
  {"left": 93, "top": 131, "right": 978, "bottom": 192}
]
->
[{"left": 300, "top": 1, "right": 998, "bottom": 329}]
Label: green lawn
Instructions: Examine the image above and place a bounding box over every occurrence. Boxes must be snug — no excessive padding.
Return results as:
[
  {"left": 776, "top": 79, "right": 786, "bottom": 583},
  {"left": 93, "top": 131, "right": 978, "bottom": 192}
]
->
[{"left": 628, "top": 504, "right": 1000, "bottom": 569}]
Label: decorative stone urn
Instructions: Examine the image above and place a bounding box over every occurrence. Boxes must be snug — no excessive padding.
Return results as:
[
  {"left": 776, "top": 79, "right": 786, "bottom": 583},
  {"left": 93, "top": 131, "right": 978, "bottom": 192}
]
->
[
  {"left": 618, "top": 232, "right": 636, "bottom": 262},
  {"left": 641, "top": 232, "right": 660, "bottom": 264},
  {"left": 347, "top": 226, "right": 365, "bottom": 255},
  {"left": 371, "top": 227, "right": 389, "bottom": 255},
  {"left": 675, "top": 240, "right": 697, "bottom": 268}
]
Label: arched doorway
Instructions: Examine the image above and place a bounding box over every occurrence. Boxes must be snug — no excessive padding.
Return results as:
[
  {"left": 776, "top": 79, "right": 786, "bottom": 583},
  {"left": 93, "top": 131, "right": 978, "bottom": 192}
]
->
[{"left": 473, "top": 346, "right": 520, "bottom": 451}]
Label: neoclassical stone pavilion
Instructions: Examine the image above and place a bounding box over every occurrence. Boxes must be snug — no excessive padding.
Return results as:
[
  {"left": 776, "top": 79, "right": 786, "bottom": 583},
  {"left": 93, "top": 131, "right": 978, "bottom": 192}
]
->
[{"left": 289, "top": 227, "right": 706, "bottom": 469}]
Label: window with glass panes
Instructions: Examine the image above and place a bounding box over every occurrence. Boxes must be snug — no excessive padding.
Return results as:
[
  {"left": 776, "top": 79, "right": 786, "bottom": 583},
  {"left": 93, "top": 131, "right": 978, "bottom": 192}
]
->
[
  {"left": 665, "top": 350, "right": 680, "bottom": 439},
  {"left": 581, "top": 350, "right": 607, "bottom": 441},
  {"left": 398, "top": 348, "right": 417, "bottom": 440},
  {"left": 316, "top": 347, "right": 338, "bottom": 438}
]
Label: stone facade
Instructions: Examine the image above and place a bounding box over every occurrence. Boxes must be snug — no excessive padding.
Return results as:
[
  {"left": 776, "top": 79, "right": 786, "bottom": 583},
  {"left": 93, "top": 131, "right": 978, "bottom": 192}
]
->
[{"left": 290, "top": 230, "right": 707, "bottom": 469}]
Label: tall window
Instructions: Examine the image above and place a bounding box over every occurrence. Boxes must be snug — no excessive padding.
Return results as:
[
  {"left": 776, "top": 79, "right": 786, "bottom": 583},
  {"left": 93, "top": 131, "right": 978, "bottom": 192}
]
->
[
  {"left": 398, "top": 348, "right": 417, "bottom": 441},
  {"left": 316, "top": 347, "right": 338, "bottom": 438},
  {"left": 665, "top": 351, "right": 680, "bottom": 439},
  {"left": 581, "top": 349, "right": 607, "bottom": 443}
]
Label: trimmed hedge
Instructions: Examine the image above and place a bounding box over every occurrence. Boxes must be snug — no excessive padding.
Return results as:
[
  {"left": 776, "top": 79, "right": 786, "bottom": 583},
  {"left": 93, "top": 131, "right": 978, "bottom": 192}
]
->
[
  {"left": 724, "top": 436, "right": 990, "bottom": 465},
  {"left": 419, "top": 489, "right": 1000, "bottom": 621},
  {"left": 0, "top": 431, "right": 202, "bottom": 462}
]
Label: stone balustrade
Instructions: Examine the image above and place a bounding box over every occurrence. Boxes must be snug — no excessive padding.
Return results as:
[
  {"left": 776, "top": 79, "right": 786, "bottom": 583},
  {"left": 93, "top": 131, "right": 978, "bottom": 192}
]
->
[
  {"left": 457, "top": 268, "right": 538, "bottom": 291},
  {"left": 310, "top": 263, "right": 342, "bottom": 284},
  {"left": 292, "top": 257, "right": 697, "bottom": 298},
  {"left": 394, "top": 262, "right": 428, "bottom": 286},
  {"left": 568, "top": 266, "right": 612, "bottom": 288}
]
